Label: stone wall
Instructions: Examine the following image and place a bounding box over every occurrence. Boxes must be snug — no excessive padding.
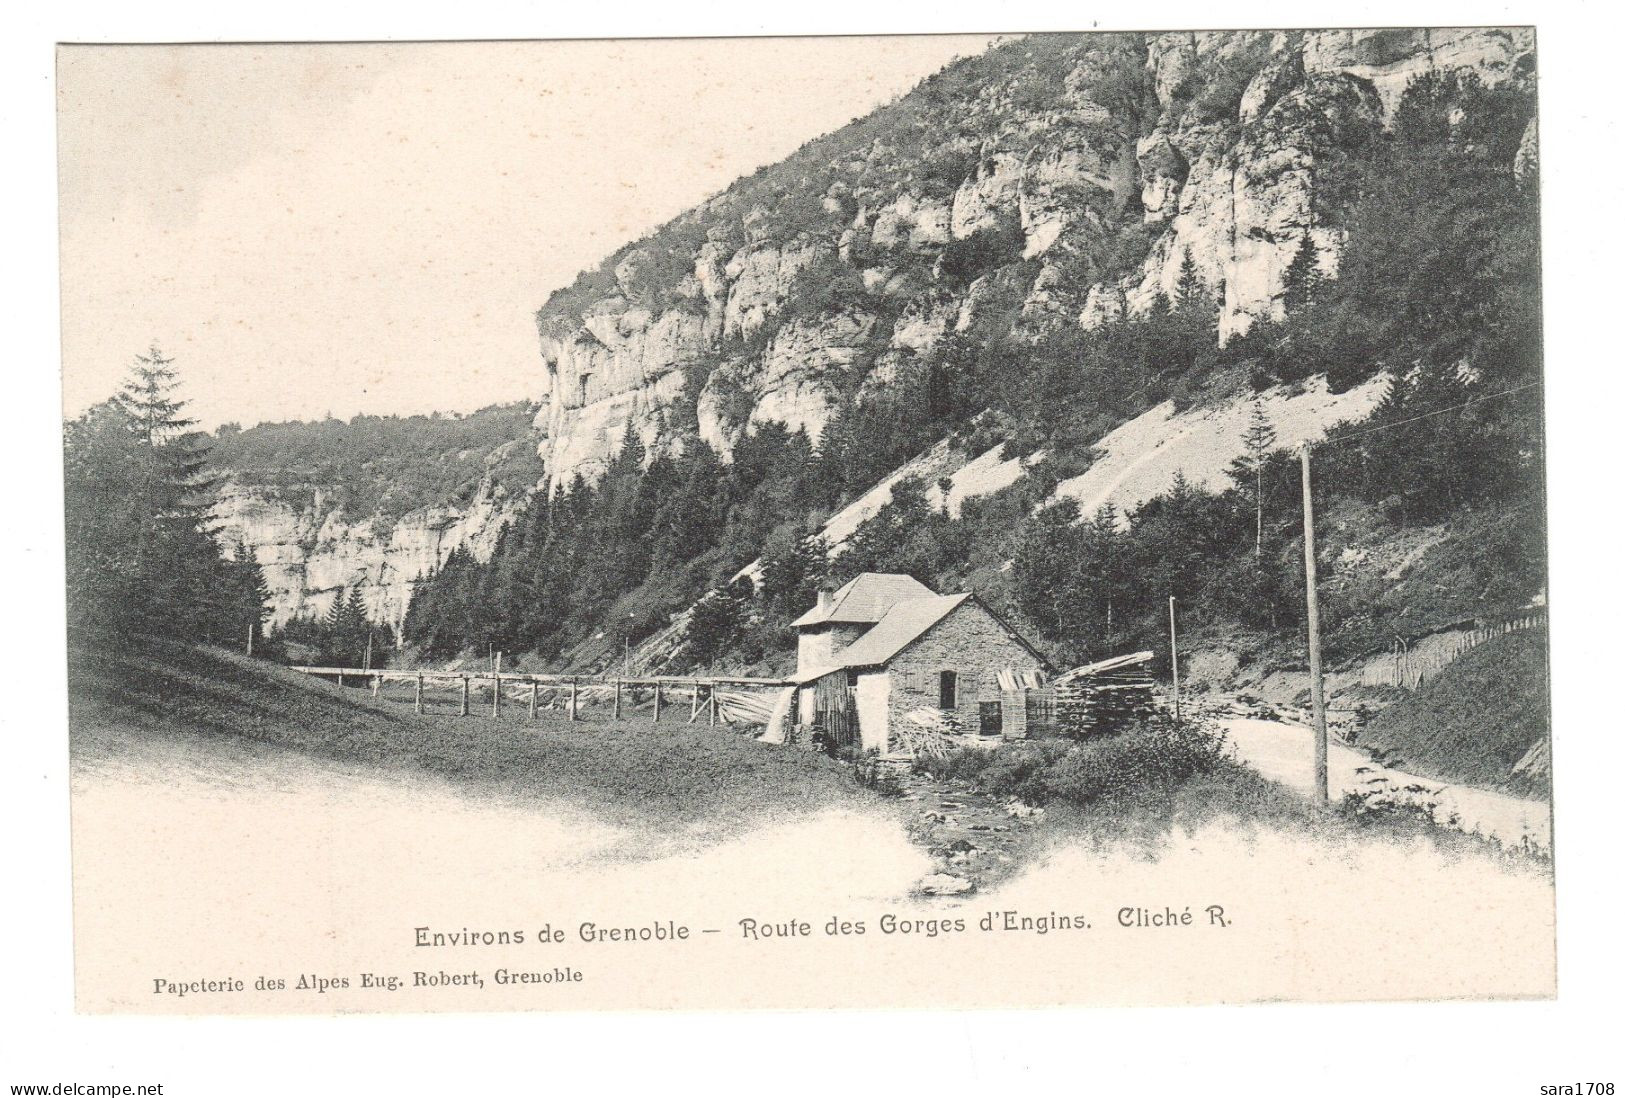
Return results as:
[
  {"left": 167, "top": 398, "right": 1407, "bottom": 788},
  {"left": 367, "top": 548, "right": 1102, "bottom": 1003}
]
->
[{"left": 882, "top": 600, "right": 1043, "bottom": 743}]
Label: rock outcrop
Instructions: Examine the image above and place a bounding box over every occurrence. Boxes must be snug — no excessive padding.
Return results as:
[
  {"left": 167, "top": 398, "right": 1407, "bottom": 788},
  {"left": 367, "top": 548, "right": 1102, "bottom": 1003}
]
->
[
  {"left": 527, "top": 28, "right": 1534, "bottom": 486},
  {"left": 220, "top": 29, "right": 1535, "bottom": 632},
  {"left": 212, "top": 479, "right": 517, "bottom": 636}
]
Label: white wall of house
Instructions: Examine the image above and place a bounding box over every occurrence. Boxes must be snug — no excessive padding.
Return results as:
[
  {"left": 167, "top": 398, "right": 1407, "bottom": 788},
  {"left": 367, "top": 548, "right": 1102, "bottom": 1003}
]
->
[
  {"left": 796, "top": 624, "right": 866, "bottom": 679},
  {"left": 797, "top": 631, "right": 833, "bottom": 676},
  {"left": 855, "top": 671, "right": 891, "bottom": 754}
]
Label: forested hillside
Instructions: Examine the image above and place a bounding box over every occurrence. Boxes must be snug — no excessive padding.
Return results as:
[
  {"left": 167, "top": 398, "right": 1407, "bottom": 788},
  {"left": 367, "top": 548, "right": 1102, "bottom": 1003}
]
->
[{"left": 211, "top": 403, "right": 545, "bottom": 525}]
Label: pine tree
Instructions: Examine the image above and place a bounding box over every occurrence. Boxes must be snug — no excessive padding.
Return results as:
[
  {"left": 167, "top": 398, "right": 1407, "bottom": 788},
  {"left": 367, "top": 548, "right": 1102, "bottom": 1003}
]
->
[
  {"left": 63, "top": 348, "right": 246, "bottom": 646},
  {"left": 117, "top": 346, "right": 197, "bottom": 447},
  {"left": 231, "top": 542, "right": 274, "bottom": 654},
  {"left": 1089, "top": 503, "right": 1125, "bottom": 646},
  {"left": 346, "top": 586, "right": 371, "bottom": 667},
  {"left": 318, "top": 585, "right": 370, "bottom": 667},
  {"left": 1238, "top": 400, "right": 1278, "bottom": 558},
  {"left": 684, "top": 587, "right": 749, "bottom": 667},
  {"left": 1173, "top": 249, "right": 1206, "bottom": 312},
  {"left": 1282, "top": 233, "right": 1324, "bottom": 311},
  {"left": 322, "top": 588, "right": 350, "bottom": 664},
  {"left": 759, "top": 530, "right": 829, "bottom": 614}
]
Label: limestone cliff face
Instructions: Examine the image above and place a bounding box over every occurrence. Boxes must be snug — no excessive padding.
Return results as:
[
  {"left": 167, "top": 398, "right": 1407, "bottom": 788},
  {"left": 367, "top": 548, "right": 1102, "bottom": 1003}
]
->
[
  {"left": 211, "top": 478, "right": 518, "bottom": 635},
  {"left": 1129, "top": 27, "right": 1533, "bottom": 337},
  {"left": 529, "top": 28, "right": 1535, "bottom": 487},
  {"left": 220, "top": 29, "right": 1533, "bottom": 631}
]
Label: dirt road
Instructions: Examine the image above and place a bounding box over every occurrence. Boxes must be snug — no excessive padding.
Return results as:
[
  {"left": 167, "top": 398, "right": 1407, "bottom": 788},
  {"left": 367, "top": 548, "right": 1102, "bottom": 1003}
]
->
[{"left": 1218, "top": 716, "right": 1552, "bottom": 853}]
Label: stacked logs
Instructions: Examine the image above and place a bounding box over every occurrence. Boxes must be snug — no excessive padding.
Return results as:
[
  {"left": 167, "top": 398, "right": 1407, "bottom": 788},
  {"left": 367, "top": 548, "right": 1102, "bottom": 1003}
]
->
[{"left": 1051, "top": 651, "right": 1158, "bottom": 739}]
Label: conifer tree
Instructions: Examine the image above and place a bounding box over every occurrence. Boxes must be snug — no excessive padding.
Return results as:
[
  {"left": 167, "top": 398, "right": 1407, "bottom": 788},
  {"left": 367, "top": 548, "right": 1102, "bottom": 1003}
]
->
[
  {"left": 63, "top": 347, "right": 248, "bottom": 646},
  {"left": 1235, "top": 399, "right": 1278, "bottom": 558},
  {"left": 231, "top": 542, "right": 274, "bottom": 653},
  {"left": 1173, "top": 249, "right": 1206, "bottom": 312},
  {"left": 1282, "top": 233, "right": 1324, "bottom": 311},
  {"left": 346, "top": 586, "right": 371, "bottom": 666}
]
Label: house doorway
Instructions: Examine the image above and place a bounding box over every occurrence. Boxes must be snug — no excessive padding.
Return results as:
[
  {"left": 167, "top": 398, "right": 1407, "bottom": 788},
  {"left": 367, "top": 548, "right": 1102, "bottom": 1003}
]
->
[{"left": 938, "top": 670, "right": 957, "bottom": 709}]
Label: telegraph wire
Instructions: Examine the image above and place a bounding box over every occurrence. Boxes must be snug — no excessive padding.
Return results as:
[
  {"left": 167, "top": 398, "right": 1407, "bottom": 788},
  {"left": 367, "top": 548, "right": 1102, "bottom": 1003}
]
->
[{"left": 1312, "top": 380, "right": 1541, "bottom": 447}]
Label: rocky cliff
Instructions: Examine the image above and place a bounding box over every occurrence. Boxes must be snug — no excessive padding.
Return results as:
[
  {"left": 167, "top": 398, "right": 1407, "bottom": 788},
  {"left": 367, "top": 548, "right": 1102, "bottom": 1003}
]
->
[
  {"left": 213, "top": 478, "right": 517, "bottom": 638},
  {"left": 205, "top": 406, "right": 542, "bottom": 632},
  {"left": 213, "top": 28, "right": 1535, "bottom": 631},
  {"left": 530, "top": 28, "right": 1534, "bottom": 489}
]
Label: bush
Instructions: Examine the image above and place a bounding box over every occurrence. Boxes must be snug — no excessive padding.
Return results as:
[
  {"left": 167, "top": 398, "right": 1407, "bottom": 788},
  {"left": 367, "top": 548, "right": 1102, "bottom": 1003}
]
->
[
  {"left": 974, "top": 739, "right": 1074, "bottom": 804},
  {"left": 1041, "top": 717, "right": 1229, "bottom": 806},
  {"left": 911, "top": 746, "right": 995, "bottom": 783},
  {"left": 924, "top": 718, "right": 1230, "bottom": 807},
  {"left": 938, "top": 218, "right": 1027, "bottom": 284}
]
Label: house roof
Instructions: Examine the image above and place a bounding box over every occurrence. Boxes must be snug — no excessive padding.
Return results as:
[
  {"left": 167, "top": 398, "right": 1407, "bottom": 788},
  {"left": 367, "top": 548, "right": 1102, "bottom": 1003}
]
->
[
  {"left": 836, "top": 593, "right": 972, "bottom": 669},
  {"left": 792, "top": 593, "right": 972, "bottom": 683},
  {"left": 789, "top": 572, "right": 936, "bottom": 628}
]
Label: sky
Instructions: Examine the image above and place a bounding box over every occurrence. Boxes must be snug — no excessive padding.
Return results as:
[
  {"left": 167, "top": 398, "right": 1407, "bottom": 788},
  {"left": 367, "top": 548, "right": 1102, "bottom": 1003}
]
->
[{"left": 57, "top": 35, "right": 997, "bottom": 429}]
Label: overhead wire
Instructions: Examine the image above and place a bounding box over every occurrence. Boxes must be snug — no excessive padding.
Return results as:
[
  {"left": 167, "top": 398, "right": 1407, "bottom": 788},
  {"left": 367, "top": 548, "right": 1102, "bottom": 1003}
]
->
[{"left": 1311, "top": 380, "right": 1541, "bottom": 446}]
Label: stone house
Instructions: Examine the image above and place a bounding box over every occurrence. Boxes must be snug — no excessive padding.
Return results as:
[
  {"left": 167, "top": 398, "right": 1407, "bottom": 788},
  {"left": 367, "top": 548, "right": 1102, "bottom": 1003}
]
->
[{"left": 790, "top": 572, "right": 1047, "bottom": 754}]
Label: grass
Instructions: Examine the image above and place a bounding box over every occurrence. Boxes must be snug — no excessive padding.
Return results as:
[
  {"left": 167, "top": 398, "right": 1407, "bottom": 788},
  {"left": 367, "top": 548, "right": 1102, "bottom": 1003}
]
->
[
  {"left": 67, "top": 638, "right": 868, "bottom": 832},
  {"left": 1358, "top": 627, "right": 1551, "bottom": 798}
]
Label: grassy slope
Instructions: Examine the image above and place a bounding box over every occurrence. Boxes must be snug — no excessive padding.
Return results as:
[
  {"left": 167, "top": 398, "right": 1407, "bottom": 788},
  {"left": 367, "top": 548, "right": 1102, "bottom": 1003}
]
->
[
  {"left": 68, "top": 639, "right": 866, "bottom": 831},
  {"left": 1358, "top": 628, "right": 1551, "bottom": 797}
]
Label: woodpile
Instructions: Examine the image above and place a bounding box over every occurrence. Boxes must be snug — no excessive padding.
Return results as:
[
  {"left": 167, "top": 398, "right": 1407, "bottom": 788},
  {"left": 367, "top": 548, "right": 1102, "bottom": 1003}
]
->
[
  {"left": 897, "top": 709, "right": 963, "bottom": 759},
  {"left": 1050, "top": 651, "right": 1159, "bottom": 738}
]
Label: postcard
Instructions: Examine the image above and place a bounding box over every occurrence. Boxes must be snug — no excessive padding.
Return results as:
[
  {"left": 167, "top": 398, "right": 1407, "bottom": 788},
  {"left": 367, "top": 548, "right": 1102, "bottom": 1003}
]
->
[{"left": 57, "top": 28, "right": 1553, "bottom": 1015}]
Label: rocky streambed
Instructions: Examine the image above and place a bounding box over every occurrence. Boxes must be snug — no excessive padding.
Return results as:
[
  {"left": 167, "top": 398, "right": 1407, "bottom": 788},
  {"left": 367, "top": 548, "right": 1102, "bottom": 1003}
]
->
[{"left": 885, "top": 763, "right": 1051, "bottom": 898}]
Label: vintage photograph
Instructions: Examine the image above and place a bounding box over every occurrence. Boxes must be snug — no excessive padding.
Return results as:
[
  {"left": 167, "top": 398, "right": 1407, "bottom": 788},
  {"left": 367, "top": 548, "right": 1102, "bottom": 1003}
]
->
[{"left": 57, "top": 28, "right": 1552, "bottom": 1014}]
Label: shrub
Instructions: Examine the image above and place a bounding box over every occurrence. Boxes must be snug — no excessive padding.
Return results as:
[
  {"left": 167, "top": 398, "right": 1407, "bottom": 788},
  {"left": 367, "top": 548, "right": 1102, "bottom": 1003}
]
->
[
  {"left": 911, "top": 746, "right": 995, "bottom": 783},
  {"left": 927, "top": 718, "right": 1230, "bottom": 807},
  {"left": 1041, "top": 717, "right": 1229, "bottom": 806},
  {"left": 938, "top": 218, "right": 1027, "bottom": 284},
  {"left": 975, "top": 739, "right": 1073, "bottom": 804}
]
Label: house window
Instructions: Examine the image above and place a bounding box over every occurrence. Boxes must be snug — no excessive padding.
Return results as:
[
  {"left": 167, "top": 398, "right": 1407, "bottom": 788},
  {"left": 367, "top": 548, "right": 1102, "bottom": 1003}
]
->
[{"left": 938, "top": 670, "right": 958, "bottom": 709}]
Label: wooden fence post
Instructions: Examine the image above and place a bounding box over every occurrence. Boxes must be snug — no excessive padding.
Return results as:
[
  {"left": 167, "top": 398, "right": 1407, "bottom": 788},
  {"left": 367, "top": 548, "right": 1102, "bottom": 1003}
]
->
[
  {"left": 691, "top": 683, "right": 700, "bottom": 721},
  {"left": 492, "top": 673, "right": 501, "bottom": 717},
  {"left": 529, "top": 680, "right": 539, "bottom": 721},
  {"left": 372, "top": 674, "right": 380, "bottom": 699},
  {"left": 614, "top": 678, "right": 622, "bottom": 720},
  {"left": 653, "top": 682, "right": 662, "bottom": 723},
  {"left": 338, "top": 670, "right": 345, "bottom": 688},
  {"left": 460, "top": 676, "right": 470, "bottom": 717},
  {"left": 415, "top": 673, "right": 424, "bottom": 715},
  {"left": 709, "top": 688, "right": 717, "bottom": 727},
  {"left": 569, "top": 678, "right": 579, "bottom": 723}
]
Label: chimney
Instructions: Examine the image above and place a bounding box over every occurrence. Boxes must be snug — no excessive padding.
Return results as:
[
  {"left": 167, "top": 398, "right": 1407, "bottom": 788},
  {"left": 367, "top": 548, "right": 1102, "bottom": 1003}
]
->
[{"left": 816, "top": 588, "right": 834, "bottom": 613}]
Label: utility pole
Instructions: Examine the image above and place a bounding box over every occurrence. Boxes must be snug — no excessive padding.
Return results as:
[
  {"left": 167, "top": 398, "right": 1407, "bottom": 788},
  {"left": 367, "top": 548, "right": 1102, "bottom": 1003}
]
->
[
  {"left": 1300, "top": 444, "right": 1330, "bottom": 803},
  {"left": 1168, "top": 595, "right": 1181, "bottom": 721}
]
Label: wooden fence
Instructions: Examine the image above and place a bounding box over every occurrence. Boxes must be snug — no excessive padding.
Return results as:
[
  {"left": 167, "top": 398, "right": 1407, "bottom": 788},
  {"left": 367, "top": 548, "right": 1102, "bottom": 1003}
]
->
[
  {"left": 1356, "top": 608, "right": 1547, "bottom": 691},
  {"left": 290, "top": 666, "right": 788, "bottom": 727}
]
